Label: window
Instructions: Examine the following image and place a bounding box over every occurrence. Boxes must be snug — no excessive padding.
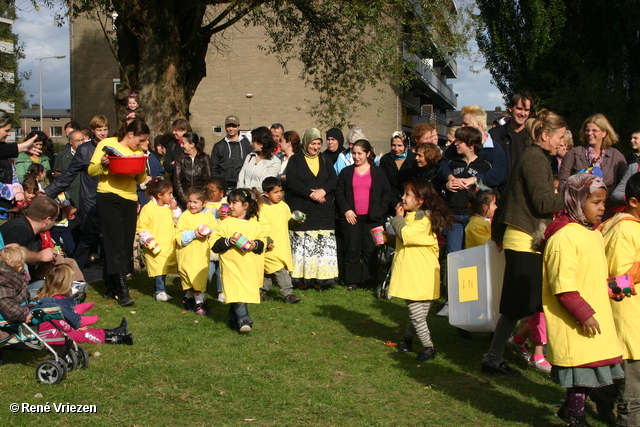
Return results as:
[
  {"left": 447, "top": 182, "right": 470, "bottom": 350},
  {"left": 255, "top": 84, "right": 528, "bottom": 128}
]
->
[
  {"left": 113, "top": 78, "right": 120, "bottom": 95},
  {"left": 50, "top": 117, "right": 60, "bottom": 122},
  {"left": 30, "top": 126, "right": 40, "bottom": 132},
  {"left": 31, "top": 117, "right": 39, "bottom": 122},
  {"left": 212, "top": 126, "right": 222, "bottom": 135},
  {"left": 50, "top": 127, "right": 62, "bottom": 137},
  {"left": 14, "top": 127, "right": 21, "bottom": 137}
]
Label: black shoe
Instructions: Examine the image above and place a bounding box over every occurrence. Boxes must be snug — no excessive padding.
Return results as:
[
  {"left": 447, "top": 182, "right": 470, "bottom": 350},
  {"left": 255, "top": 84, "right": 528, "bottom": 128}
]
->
[
  {"left": 313, "top": 285, "right": 324, "bottom": 292},
  {"left": 284, "top": 294, "right": 301, "bottom": 304},
  {"left": 416, "top": 347, "right": 436, "bottom": 361},
  {"left": 195, "top": 302, "right": 214, "bottom": 316},
  {"left": 398, "top": 339, "right": 413, "bottom": 353},
  {"left": 568, "top": 415, "right": 593, "bottom": 427},
  {"left": 557, "top": 402, "right": 570, "bottom": 424},
  {"left": 260, "top": 290, "right": 272, "bottom": 302},
  {"left": 347, "top": 284, "right": 357, "bottom": 291},
  {"left": 481, "top": 359, "right": 521, "bottom": 376},
  {"left": 115, "top": 273, "right": 135, "bottom": 306},
  {"left": 105, "top": 332, "right": 134, "bottom": 345},
  {"left": 182, "top": 297, "right": 196, "bottom": 311},
  {"left": 457, "top": 328, "right": 472, "bottom": 339},
  {"left": 104, "top": 317, "right": 129, "bottom": 335}
]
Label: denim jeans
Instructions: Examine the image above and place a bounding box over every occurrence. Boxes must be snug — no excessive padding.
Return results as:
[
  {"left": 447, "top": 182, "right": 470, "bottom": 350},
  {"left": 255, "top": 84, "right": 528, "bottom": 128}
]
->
[
  {"left": 154, "top": 275, "right": 167, "bottom": 294},
  {"left": 227, "top": 303, "right": 252, "bottom": 329},
  {"left": 445, "top": 214, "right": 470, "bottom": 254},
  {"left": 207, "top": 260, "right": 222, "bottom": 294}
]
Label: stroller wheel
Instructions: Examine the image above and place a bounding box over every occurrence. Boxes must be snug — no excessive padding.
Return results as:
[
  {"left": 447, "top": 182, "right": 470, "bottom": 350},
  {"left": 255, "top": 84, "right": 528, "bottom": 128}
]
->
[
  {"left": 57, "top": 349, "right": 78, "bottom": 372},
  {"left": 75, "top": 346, "right": 90, "bottom": 370},
  {"left": 36, "top": 359, "right": 66, "bottom": 384}
]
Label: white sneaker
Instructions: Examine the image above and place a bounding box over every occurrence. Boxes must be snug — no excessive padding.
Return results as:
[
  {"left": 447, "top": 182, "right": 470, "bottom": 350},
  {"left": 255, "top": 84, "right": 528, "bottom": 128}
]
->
[
  {"left": 155, "top": 292, "right": 173, "bottom": 302},
  {"left": 239, "top": 325, "right": 252, "bottom": 334},
  {"left": 437, "top": 302, "right": 449, "bottom": 317},
  {"left": 217, "top": 293, "right": 226, "bottom": 303}
]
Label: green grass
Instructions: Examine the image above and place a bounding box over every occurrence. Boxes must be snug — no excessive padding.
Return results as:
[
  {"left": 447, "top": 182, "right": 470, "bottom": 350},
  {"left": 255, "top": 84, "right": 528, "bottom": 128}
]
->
[{"left": 0, "top": 274, "right": 612, "bottom": 426}]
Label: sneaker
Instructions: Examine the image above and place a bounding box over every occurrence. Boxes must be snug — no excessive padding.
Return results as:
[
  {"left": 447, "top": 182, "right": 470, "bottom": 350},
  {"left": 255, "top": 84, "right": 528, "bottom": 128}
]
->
[
  {"left": 70, "top": 281, "right": 88, "bottom": 296},
  {"left": 195, "top": 302, "right": 214, "bottom": 316},
  {"left": 398, "top": 339, "right": 413, "bottom": 353},
  {"left": 182, "top": 296, "right": 195, "bottom": 311},
  {"left": 481, "top": 359, "right": 521, "bottom": 376},
  {"left": 507, "top": 336, "right": 530, "bottom": 362},
  {"left": 239, "top": 324, "right": 252, "bottom": 334},
  {"left": 284, "top": 294, "right": 301, "bottom": 304},
  {"left": 155, "top": 292, "right": 173, "bottom": 302},
  {"left": 528, "top": 357, "right": 552, "bottom": 373},
  {"left": 436, "top": 302, "right": 449, "bottom": 317},
  {"left": 260, "top": 290, "right": 272, "bottom": 302},
  {"left": 217, "top": 293, "right": 226, "bottom": 303},
  {"left": 416, "top": 347, "right": 436, "bottom": 361}
]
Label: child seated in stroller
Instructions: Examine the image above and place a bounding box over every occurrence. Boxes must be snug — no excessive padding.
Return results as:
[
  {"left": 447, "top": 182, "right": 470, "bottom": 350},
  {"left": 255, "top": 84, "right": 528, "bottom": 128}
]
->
[{"left": 0, "top": 247, "right": 33, "bottom": 343}]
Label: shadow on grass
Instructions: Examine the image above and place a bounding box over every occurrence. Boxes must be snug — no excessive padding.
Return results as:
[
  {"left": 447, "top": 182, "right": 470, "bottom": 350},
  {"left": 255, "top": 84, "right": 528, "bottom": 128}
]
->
[{"left": 314, "top": 303, "right": 564, "bottom": 426}]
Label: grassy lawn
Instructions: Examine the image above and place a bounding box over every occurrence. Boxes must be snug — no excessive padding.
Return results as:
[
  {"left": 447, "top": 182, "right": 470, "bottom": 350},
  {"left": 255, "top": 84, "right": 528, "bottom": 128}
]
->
[{"left": 0, "top": 274, "right": 611, "bottom": 426}]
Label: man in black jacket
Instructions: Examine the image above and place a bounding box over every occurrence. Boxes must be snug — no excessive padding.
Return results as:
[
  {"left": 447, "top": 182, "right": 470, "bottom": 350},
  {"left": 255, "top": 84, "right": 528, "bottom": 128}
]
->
[
  {"left": 211, "top": 115, "right": 251, "bottom": 191},
  {"left": 488, "top": 91, "right": 534, "bottom": 181}
]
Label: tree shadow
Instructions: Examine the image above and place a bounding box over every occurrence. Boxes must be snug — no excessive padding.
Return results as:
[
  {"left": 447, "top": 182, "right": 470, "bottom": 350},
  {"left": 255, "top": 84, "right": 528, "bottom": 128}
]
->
[{"left": 313, "top": 303, "right": 567, "bottom": 426}]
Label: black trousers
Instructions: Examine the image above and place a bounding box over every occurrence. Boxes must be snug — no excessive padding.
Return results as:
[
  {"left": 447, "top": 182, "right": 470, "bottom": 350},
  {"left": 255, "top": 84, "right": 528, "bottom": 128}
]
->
[
  {"left": 340, "top": 215, "right": 381, "bottom": 285},
  {"left": 96, "top": 192, "right": 137, "bottom": 275}
]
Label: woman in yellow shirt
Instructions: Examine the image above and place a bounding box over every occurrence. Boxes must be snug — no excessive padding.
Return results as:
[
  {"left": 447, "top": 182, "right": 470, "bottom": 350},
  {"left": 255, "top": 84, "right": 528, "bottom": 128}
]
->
[{"left": 88, "top": 119, "right": 149, "bottom": 306}]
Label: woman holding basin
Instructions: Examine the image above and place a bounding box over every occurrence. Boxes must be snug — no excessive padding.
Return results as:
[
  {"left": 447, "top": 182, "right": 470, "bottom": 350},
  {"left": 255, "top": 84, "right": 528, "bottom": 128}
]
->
[{"left": 336, "top": 139, "right": 394, "bottom": 291}]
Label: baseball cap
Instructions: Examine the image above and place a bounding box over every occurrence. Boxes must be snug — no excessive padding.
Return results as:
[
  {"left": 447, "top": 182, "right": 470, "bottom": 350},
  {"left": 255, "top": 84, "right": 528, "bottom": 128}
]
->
[{"left": 225, "top": 115, "right": 240, "bottom": 126}]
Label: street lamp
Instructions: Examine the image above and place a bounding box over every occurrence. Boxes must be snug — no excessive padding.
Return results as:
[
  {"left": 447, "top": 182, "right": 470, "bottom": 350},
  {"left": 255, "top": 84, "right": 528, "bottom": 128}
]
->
[
  {"left": 246, "top": 93, "right": 253, "bottom": 129},
  {"left": 36, "top": 55, "right": 66, "bottom": 134}
]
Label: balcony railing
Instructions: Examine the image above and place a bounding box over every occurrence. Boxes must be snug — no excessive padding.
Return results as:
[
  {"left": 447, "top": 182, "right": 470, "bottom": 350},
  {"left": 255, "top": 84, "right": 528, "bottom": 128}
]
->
[{"left": 403, "top": 50, "right": 456, "bottom": 109}]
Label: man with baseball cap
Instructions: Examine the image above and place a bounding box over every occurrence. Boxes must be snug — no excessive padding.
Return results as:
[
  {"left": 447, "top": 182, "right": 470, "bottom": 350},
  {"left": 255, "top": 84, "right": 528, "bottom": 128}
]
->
[{"left": 211, "top": 115, "right": 252, "bottom": 190}]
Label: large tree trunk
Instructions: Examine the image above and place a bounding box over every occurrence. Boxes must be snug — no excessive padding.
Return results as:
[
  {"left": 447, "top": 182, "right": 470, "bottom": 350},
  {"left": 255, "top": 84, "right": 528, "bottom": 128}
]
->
[{"left": 111, "top": 1, "right": 211, "bottom": 134}]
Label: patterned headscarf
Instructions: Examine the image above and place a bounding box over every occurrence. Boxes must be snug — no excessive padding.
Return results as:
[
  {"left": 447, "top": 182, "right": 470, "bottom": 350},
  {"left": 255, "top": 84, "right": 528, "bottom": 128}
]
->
[
  {"left": 301, "top": 128, "right": 323, "bottom": 159},
  {"left": 564, "top": 172, "right": 607, "bottom": 226}
]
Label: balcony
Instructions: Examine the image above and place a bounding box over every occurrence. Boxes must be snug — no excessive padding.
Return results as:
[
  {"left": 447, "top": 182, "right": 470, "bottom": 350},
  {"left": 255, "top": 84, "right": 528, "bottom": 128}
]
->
[
  {"left": 0, "top": 39, "right": 13, "bottom": 55},
  {"left": 403, "top": 50, "right": 457, "bottom": 109},
  {"left": 402, "top": 101, "right": 451, "bottom": 137}
]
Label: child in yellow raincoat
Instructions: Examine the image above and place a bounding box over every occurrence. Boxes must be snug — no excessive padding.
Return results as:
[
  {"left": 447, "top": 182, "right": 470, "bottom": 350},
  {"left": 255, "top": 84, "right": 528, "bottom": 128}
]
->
[
  {"left": 137, "top": 177, "right": 181, "bottom": 301},
  {"left": 389, "top": 179, "right": 452, "bottom": 362},
  {"left": 175, "top": 186, "right": 217, "bottom": 315},
  {"left": 212, "top": 188, "right": 266, "bottom": 333}
]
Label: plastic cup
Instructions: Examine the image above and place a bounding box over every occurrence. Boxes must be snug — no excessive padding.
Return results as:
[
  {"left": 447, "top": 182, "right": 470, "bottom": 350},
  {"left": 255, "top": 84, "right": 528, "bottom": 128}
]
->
[
  {"left": 234, "top": 233, "right": 252, "bottom": 251},
  {"left": 291, "top": 210, "right": 306, "bottom": 222},
  {"left": 370, "top": 225, "right": 387, "bottom": 245},
  {"left": 219, "top": 203, "right": 230, "bottom": 219}
]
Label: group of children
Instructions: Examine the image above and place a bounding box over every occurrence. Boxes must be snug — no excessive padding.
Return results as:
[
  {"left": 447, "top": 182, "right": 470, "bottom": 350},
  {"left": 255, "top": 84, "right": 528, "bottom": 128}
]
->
[{"left": 136, "top": 174, "right": 301, "bottom": 333}]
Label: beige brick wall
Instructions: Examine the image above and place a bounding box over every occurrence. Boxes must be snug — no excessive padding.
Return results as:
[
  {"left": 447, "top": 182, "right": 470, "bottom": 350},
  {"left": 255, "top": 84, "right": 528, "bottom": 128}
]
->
[{"left": 70, "top": 16, "right": 406, "bottom": 156}]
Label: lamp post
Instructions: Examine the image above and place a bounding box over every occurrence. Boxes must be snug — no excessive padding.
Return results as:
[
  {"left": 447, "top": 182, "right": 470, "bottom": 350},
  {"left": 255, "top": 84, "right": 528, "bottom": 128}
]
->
[
  {"left": 36, "top": 55, "right": 66, "bottom": 134},
  {"left": 246, "top": 93, "right": 254, "bottom": 129}
]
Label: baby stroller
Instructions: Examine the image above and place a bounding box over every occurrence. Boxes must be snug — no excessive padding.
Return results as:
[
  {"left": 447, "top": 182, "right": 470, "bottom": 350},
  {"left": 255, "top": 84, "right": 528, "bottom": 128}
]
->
[
  {"left": 0, "top": 306, "right": 89, "bottom": 384},
  {"left": 375, "top": 218, "right": 396, "bottom": 300}
]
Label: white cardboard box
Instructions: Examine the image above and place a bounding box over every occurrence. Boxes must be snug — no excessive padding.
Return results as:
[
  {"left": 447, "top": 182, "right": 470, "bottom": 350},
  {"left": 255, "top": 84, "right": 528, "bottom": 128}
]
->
[{"left": 447, "top": 241, "right": 505, "bottom": 332}]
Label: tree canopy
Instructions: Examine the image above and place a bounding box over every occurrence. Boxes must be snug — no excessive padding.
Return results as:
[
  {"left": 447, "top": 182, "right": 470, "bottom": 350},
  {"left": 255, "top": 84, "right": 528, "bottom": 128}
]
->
[
  {"left": 475, "top": 0, "right": 640, "bottom": 147},
  {"left": 35, "top": 0, "right": 470, "bottom": 133},
  {"left": 0, "top": 0, "right": 27, "bottom": 123}
]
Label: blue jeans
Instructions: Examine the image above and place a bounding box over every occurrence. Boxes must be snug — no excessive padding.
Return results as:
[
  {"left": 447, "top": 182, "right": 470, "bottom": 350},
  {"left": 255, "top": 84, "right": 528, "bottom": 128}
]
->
[
  {"left": 227, "top": 303, "right": 252, "bottom": 329},
  {"left": 445, "top": 214, "right": 470, "bottom": 254},
  {"left": 207, "top": 260, "right": 222, "bottom": 294},
  {"left": 154, "top": 275, "right": 167, "bottom": 294}
]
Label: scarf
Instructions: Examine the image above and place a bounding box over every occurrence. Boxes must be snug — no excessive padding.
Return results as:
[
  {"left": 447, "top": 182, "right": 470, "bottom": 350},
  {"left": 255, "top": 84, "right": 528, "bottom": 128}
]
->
[
  {"left": 585, "top": 146, "right": 606, "bottom": 168},
  {"left": 324, "top": 127, "right": 345, "bottom": 164},
  {"left": 301, "top": 128, "right": 323, "bottom": 159}
]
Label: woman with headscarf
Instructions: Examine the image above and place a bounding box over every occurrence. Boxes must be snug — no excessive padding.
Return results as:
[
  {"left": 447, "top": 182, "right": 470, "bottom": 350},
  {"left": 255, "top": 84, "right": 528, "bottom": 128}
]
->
[
  {"left": 284, "top": 128, "right": 339, "bottom": 291},
  {"left": 379, "top": 131, "right": 417, "bottom": 197},
  {"left": 324, "top": 128, "right": 345, "bottom": 165}
]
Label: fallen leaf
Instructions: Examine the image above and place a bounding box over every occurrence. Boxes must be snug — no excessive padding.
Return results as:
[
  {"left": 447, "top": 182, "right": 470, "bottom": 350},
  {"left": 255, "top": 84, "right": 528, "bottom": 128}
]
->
[
  {"left": 220, "top": 391, "right": 227, "bottom": 396},
  {"left": 244, "top": 419, "right": 257, "bottom": 422},
  {"left": 93, "top": 351, "right": 101, "bottom": 358},
  {"left": 34, "top": 393, "right": 43, "bottom": 398},
  {"left": 194, "top": 320, "right": 199, "bottom": 323},
  {"left": 130, "top": 311, "right": 136, "bottom": 314},
  {"left": 424, "top": 386, "right": 431, "bottom": 390},
  {"left": 311, "top": 332, "right": 316, "bottom": 335}
]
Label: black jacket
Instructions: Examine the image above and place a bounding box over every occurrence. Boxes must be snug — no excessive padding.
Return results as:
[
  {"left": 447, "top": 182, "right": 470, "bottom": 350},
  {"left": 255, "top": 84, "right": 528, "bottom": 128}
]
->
[
  {"left": 284, "top": 152, "right": 337, "bottom": 232},
  {"left": 45, "top": 140, "right": 101, "bottom": 234},
  {"left": 211, "top": 136, "right": 252, "bottom": 189},
  {"left": 378, "top": 151, "right": 417, "bottom": 198},
  {"left": 336, "top": 164, "right": 394, "bottom": 223},
  {"left": 173, "top": 153, "right": 213, "bottom": 207}
]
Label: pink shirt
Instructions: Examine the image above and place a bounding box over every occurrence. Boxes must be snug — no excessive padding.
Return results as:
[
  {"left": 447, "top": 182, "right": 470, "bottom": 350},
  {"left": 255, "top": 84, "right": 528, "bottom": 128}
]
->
[{"left": 352, "top": 168, "right": 372, "bottom": 215}]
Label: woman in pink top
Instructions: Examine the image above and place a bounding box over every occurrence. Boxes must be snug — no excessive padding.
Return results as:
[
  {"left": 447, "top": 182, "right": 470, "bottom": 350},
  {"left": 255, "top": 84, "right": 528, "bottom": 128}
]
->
[{"left": 336, "top": 139, "right": 394, "bottom": 290}]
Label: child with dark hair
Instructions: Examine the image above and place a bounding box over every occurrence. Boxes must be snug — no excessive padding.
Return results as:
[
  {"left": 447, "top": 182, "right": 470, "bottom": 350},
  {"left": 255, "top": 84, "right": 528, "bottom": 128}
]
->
[
  {"left": 175, "top": 186, "right": 217, "bottom": 315},
  {"left": 212, "top": 188, "right": 267, "bottom": 333},
  {"left": 543, "top": 173, "right": 623, "bottom": 426},
  {"left": 591, "top": 172, "right": 640, "bottom": 425},
  {"left": 259, "top": 177, "right": 301, "bottom": 304},
  {"left": 390, "top": 179, "right": 452, "bottom": 361},
  {"left": 137, "top": 176, "right": 181, "bottom": 302},
  {"left": 465, "top": 187, "right": 497, "bottom": 249}
]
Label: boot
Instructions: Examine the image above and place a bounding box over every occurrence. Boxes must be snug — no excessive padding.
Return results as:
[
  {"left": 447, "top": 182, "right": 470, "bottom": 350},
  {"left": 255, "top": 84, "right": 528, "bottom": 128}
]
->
[
  {"left": 103, "top": 275, "right": 117, "bottom": 300},
  {"left": 104, "top": 317, "right": 128, "bottom": 335},
  {"left": 105, "top": 331, "right": 134, "bottom": 345},
  {"left": 115, "top": 274, "right": 135, "bottom": 307}
]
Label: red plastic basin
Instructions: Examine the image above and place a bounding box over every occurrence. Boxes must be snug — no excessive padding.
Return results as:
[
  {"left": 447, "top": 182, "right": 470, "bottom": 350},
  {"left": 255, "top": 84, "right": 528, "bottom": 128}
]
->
[{"left": 107, "top": 156, "right": 147, "bottom": 174}]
